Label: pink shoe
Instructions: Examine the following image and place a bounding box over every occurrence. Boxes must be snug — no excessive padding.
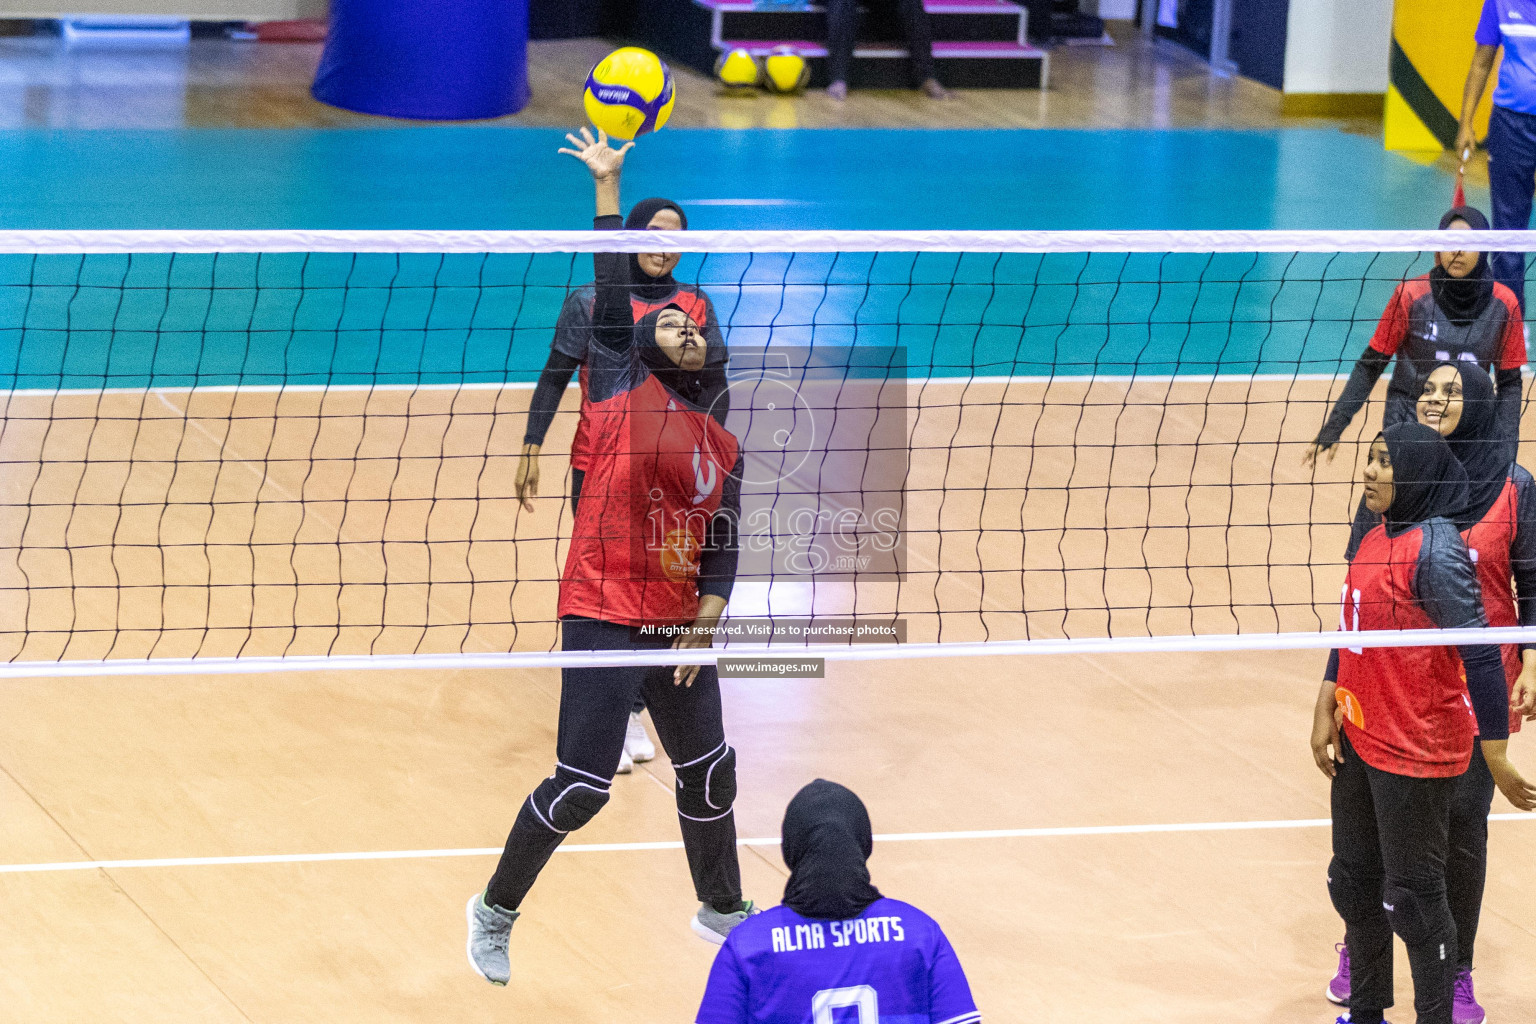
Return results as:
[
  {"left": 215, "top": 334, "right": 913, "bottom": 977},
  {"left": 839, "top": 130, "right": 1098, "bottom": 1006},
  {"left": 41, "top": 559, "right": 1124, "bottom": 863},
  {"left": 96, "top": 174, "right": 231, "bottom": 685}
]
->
[{"left": 1326, "top": 943, "right": 1350, "bottom": 1005}]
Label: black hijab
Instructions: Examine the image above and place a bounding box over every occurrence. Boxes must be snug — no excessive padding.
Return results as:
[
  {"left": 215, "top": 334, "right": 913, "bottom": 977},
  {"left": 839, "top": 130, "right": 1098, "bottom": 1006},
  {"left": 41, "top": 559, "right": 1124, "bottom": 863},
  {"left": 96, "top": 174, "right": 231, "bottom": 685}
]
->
[
  {"left": 1379, "top": 421, "right": 1471, "bottom": 537},
  {"left": 1435, "top": 361, "right": 1514, "bottom": 530},
  {"left": 1430, "top": 205, "right": 1495, "bottom": 327},
  {"left": 625, "top": 197, "right": 688, "bottom": 302},
  {"left": 635, "top": 303, "right": 706, "bottom": 405},
  {"left": 781, "top": 779, "right": 882, "bottom": 921}
]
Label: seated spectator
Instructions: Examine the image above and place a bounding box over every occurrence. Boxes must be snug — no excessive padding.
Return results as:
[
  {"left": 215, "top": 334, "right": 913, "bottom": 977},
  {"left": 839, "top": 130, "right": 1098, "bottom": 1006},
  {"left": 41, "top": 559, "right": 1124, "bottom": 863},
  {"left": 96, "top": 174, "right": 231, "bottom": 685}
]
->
[
  {"left": 696, "top": 779, "right": 980, "bottom": 1024},
  {"left": 826, "top": 0, "right": 948, "bottom": 101}
]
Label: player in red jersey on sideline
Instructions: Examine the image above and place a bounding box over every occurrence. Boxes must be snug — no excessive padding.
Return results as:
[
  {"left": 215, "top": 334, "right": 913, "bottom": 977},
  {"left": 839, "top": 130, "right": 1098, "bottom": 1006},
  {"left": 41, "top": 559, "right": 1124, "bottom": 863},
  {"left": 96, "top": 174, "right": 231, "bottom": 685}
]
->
[
  {"left": 1311, "top": 421, "right": 1529, "bottom": 1024},
  {"left": 1321, "top": 363, "right": 1536, "bottom": 1021},
  {"left": 466, "top": 128, "right": 753, "bottom": 987},
  {"left": 1304, "top": 206, "right": 1525, "bottom": 469}
]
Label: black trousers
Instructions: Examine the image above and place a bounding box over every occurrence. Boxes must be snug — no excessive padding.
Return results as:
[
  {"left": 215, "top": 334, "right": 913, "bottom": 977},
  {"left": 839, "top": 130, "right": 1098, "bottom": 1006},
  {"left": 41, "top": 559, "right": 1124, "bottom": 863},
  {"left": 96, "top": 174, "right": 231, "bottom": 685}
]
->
[
  {"left": 484, "top": 616, "right": 741, "bottom": 912},
  {"left": 826, "top": 0, "right": 936, "bottom": 86},
  {"left": 1329, "top": 733, "right": 1459, "bottom": 1024},
  {"left": 1447, "top": 740, "right": 1496, "bottom": 971}
]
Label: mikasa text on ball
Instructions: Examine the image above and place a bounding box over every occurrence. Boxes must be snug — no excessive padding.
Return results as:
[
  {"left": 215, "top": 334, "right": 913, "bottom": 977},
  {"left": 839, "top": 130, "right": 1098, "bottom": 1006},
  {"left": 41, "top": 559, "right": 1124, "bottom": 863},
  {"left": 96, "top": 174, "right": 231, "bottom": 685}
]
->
[{"left": 583, "top": 47, "right": 676, "bottom": 140}]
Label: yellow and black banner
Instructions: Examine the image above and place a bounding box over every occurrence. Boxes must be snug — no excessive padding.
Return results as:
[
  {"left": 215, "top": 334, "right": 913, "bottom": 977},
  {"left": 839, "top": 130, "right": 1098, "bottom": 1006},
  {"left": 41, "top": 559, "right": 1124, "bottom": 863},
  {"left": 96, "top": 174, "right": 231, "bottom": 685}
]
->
[{"left": 1387, "top": 0, "right": 1498, "bottom": 150}]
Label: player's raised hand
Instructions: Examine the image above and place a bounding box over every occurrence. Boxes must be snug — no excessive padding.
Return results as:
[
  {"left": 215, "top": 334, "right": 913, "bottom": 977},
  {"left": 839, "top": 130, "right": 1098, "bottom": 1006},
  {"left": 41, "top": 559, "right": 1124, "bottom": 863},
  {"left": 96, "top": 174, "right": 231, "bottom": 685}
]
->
[{"left": 558, "top": 126, "right": 633, "bottom": 180}]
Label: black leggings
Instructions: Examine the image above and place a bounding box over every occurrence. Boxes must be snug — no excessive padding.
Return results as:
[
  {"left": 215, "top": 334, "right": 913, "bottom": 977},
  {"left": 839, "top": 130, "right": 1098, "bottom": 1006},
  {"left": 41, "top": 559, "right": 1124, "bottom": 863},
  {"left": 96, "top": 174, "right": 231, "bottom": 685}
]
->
[
  {"left": 568, "top": 469, "right": 645, "bottom": 717},
  {"left": 1447, "top": 740, "right": 1496, "bottom": 971},
  {"left": 484, "top": 616, "right": 741, "bottom": 912},
  {"left": 826, "top": 0, "right": 936, "bottom": 86},
  {"left": 1329, "top": 732, "right": 1458, "bottom": 1024}
]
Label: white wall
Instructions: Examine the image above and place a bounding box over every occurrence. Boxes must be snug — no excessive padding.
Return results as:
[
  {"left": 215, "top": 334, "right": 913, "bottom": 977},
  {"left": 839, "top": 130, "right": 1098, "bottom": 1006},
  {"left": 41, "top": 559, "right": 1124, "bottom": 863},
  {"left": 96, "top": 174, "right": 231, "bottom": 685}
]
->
[
  {"left": 7, "top": 1, "right": 323, "bottom": 15},
  {"left": 1282, "top": 0, "right": 1393, "bottom": 93}
]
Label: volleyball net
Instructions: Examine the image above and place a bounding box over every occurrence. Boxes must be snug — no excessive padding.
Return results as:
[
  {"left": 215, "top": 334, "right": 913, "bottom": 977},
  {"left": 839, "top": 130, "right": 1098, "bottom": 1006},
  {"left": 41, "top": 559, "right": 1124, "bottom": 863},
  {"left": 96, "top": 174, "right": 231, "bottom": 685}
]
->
[{"left": 2, "top": 228, "right": 1533, "bottom": 676}]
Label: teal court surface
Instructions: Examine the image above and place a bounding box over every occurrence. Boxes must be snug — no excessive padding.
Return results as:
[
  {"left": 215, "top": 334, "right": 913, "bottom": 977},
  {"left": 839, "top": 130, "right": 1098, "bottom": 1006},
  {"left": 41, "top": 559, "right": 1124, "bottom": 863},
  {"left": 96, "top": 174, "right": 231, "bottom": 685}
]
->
[
  {"left": 0, "top": 128, "right": 1482, "bottom": 388},
  {"left": 0, "top": 127, "right": 1473, "bottom": 231}
]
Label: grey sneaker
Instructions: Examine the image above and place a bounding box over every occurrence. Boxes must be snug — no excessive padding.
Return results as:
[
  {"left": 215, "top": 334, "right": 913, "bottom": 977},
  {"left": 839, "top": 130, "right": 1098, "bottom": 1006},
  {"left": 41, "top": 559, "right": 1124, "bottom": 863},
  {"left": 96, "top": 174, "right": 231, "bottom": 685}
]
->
[
  {"left": 466, "top": 893, "right": 518, "bottom": 985},
  {"left": 691, "top": 899, "right": 756, "bottom": 945}
]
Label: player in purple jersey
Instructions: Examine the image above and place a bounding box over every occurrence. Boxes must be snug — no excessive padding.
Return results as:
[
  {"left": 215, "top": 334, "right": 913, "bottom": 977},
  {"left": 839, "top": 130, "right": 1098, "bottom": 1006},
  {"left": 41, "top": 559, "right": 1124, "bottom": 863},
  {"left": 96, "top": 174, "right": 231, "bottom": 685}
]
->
[{"left": 697, "top": 780, "right": 980, "bottom": 1024}]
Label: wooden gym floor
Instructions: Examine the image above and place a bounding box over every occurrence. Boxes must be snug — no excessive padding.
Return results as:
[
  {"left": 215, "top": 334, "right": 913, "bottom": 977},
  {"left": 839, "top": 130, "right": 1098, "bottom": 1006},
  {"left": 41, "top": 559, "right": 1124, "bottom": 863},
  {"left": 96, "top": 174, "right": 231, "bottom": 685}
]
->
[
  {"left": 1, "top": 377, "right": 1533, "bottom": 1023},
  {"left": 1, "top": 22, "right": 1382, "bottom": 135}
]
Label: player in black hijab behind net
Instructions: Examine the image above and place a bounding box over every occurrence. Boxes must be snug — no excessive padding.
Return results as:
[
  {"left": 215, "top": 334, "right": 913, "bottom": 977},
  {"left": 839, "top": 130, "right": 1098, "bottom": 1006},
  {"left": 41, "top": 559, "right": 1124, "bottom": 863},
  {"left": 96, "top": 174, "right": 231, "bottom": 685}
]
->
[
  {"left": 1304, "top": 206, "right": 1526, "bottom": 470},
  {"left": 518, "top": 197, "right": 731, "bottom": 774}
]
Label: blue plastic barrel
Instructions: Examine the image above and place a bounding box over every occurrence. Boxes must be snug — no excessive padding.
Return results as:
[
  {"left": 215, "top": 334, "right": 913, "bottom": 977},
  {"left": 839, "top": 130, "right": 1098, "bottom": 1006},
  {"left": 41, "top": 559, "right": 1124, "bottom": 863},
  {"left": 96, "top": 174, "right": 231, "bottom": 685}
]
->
[{"left": 313, "top": 0, "right": 530, "bottom": 120}]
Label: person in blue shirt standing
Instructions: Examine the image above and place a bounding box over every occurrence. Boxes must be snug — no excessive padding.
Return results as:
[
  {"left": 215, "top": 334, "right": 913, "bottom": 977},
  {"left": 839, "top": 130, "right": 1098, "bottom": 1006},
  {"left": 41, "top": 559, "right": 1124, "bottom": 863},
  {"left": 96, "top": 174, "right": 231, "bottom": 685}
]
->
[
  {"left": 1459, "top": 0, "right": 1536, "bottom": 312},
  {"left": 696, "top": 779, "right": 980, "bottom": 1024}
]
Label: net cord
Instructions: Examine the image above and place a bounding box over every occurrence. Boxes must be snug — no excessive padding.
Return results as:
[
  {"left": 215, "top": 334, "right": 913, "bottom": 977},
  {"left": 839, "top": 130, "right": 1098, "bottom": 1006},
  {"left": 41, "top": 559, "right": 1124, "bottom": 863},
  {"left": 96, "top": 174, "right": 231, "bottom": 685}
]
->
[
  {"left": 2, "top": 627, "right": 1536, "bottom": 678},
  {"left": 5, "top": 229, "right": 1536, "bottom": 255}
]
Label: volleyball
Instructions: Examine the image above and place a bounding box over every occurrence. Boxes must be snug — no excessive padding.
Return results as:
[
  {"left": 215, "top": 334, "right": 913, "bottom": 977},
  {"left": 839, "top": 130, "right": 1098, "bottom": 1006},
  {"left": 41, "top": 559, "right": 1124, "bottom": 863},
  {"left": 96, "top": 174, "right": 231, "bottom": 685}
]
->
[
  {"left": 583, "top": 47, "right": 676, "bottom": 140},
  {"left": 762, "top": 46, "right": 809, "bottom": 94},
  {"left": 715, "top": 48, "right": 762, "bottom": 91}
]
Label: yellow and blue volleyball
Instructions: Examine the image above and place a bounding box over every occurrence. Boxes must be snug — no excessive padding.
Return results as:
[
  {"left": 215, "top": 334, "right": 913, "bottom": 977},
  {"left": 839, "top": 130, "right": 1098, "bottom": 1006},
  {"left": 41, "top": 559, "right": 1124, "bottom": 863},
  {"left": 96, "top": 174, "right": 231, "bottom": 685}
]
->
[
  {"left": 762, "top": 46, "right": 809, "bottom": 94},
  {"left": 715, "top": 48, "right": 762, "bottom": 90},
  {"left": 583, "top": 47, "right": 676, "bottom": 140}
]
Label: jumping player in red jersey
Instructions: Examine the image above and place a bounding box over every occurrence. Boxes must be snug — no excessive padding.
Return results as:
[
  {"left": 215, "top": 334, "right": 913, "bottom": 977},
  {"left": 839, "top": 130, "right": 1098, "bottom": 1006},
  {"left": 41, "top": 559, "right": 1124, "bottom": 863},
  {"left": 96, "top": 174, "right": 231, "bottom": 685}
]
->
[
  {"left": 517, "top": 197, "right": 731, "bottom": 774},
  {"left": 1304, "top": 207, "right": 1526, "bottom": 470},
  {"left": 1322, "top": 363, "right": 1536, "bottom": 1021},
  {"left": 1311, "top": 421, "right": 1521, "bottom": 1024},
  {"left": 466, "top": 128, "right": 753, "bottom": 987}
]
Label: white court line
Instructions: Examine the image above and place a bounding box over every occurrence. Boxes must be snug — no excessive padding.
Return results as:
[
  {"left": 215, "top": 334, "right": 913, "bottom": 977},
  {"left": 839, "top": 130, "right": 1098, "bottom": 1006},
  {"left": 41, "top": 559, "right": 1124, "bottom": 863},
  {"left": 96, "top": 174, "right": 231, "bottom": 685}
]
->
[{"left": 4, "top": 813, "right": 1533, "bottom": 875}]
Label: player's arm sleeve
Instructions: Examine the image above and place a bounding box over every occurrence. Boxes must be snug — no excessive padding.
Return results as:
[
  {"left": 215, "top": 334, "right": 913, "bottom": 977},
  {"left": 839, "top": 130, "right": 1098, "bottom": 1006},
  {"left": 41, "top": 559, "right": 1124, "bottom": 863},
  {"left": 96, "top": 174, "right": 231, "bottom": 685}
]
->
[
  {"left": 588, "top": 214, "right": 640, "bottom": 402},
  {"left": 695, "top": 942, "right": 749, "bottom": 1024},
  {"left": 1510, "top": 467, "right": 1536, "bottom": 650},
  {"left": 1343, "top": 498, "right": 1378, "bottom": 562},
  {"left": 698, "top": 452, "right": 745, "bottom": 602},
  {"left": 1476, "top": 0, "right": 1501, "bottom": 46},
  {"left": 702, "top": 293, "right": 729, "bottom": 362},
  {"left": 928, "top": 926, "right": 981, "bottom": 1024},
  {"left": 551, "top": 290, "right": 593, "bottom": 362},
  {"left": 700, "top": 365, "right": 731, "bottom": 426},
  {"left": 524, "top": 349, "right": 582, "bottom": 447},
  {"left": 1415, "top": 522, "right": 1511, "bottom": 741},
  {"left": 1316, "top": 347, "right": 1392, "bottom": 450},
  {"left": 1325, "top": 648, "right": 1340, "bottom": 683},
  {"left": 1497, "top": 367, "right": 1523, "bottom": 443}
]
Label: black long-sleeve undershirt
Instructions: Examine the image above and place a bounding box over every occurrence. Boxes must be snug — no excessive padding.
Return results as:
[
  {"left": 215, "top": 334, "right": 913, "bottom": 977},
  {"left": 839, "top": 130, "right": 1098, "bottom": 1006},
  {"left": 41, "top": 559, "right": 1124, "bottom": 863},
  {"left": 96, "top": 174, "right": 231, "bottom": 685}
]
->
[
  {"left": 1316, "top": 348, "right": 1392, "bottom": 449},
  {"left": 1496, "top": 366, "right": 1522, "bottom": 442},
  {"left": 523, "top": 349, "right": 582, "bottom": 448}
]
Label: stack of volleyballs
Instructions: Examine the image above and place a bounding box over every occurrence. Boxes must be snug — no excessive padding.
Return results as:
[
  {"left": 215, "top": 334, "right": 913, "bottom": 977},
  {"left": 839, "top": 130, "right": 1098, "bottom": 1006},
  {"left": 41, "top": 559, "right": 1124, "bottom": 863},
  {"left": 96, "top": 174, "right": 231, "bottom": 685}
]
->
[{"left": 715, "top": 46, "right": 810, "bottom": 94}]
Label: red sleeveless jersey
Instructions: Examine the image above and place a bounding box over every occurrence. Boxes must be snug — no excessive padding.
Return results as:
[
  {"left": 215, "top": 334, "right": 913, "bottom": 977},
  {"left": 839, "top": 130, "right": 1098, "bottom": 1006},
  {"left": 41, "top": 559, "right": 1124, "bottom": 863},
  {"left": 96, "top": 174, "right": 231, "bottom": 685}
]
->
[
  {"left": 558, "top": 371, "right": 740, "bottom": 627},
  {"left": 1463, "top": 477, "right": 1526, "bottom": 735},
  {"left": 1336, "top": 524, "right": 1478, "bottom": 777}
]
